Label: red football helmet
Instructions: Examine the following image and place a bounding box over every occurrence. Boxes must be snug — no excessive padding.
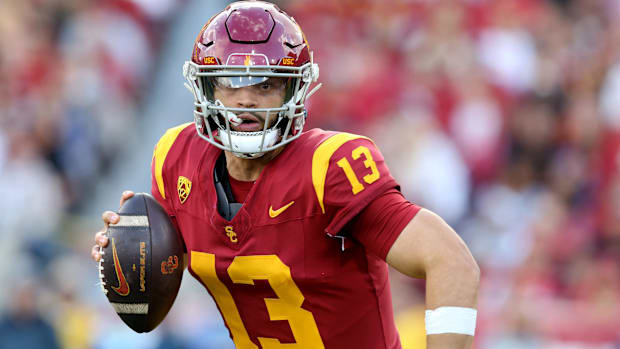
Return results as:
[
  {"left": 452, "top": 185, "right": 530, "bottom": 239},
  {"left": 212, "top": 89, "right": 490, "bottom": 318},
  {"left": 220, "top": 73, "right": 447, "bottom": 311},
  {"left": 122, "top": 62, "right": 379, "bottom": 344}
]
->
[{"left": 183, "top": 0, "right": 320, "bottom": 158}]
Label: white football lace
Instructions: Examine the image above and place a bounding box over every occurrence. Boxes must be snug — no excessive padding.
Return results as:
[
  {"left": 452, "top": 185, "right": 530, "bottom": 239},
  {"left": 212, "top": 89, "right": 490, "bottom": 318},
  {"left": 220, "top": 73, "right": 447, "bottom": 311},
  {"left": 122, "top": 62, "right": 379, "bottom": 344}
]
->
[{"left": 97, "top": 234, "right": 108, "bottom": 295}]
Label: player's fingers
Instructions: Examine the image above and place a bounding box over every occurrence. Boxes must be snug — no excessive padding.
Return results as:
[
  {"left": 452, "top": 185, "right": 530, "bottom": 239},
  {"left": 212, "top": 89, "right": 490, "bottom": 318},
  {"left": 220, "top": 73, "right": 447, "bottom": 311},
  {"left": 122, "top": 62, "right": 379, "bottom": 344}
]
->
[
  {"left": 95, "top": 230, "right": 109, "bottom": 247},
  {"left": 102, "top": 210, "right": 119, "bottom": 225},
  {"left": 120, "top": 190, "right": 135, "bottom": 207},
  {"left": 91, "top": 244, "right": 102, "bottom": 262}
]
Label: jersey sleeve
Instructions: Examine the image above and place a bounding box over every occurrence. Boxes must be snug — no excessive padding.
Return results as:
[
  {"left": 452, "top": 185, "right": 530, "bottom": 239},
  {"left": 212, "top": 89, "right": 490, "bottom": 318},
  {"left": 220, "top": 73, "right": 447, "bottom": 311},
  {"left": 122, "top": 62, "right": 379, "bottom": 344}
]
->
[
  {"left": 350, "top": 188, "right": 421, "bottom": 260},
  {"left": 150, "top": 123, "right": 193, "bottom": 247},
  {"left": 311, "top": 133, "right": 400, "bottom": 236},
  {"left": 151, "top": 123, "right": 193, "bottom": 206},
  {"left": 150, "top": 159, "right": 185, "bottom": 252},
  {"left": 150, "top": 153, "right": 175, "bottom": 217}
]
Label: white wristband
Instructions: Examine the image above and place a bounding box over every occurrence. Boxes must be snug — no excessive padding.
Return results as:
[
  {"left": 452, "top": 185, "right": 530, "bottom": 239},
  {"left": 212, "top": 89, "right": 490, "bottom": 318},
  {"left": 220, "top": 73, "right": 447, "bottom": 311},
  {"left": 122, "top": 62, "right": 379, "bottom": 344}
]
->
[{"left": 425, "top": 306, "right": 477, "bottom": 336}]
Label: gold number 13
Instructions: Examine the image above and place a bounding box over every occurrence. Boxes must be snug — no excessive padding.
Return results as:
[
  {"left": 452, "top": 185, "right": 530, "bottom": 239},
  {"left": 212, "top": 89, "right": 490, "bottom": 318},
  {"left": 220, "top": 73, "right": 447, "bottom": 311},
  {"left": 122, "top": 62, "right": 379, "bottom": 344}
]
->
[
  {"left": 191, "top": 251, "right": 325, "bottom": 349},
  {"left": 336, "top": 145, "right": 380, "bottom": 194}
]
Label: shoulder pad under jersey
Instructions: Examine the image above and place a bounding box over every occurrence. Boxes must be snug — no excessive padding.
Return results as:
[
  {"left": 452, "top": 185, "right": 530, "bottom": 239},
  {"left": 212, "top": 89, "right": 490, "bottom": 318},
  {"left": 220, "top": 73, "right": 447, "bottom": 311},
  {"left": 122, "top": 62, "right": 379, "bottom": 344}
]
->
[
  {"left": 152, "top": 122, "right": 194, "bottom": 199},
  {"left": 311, "top": 132, "right": 372, "bottom": 213}
]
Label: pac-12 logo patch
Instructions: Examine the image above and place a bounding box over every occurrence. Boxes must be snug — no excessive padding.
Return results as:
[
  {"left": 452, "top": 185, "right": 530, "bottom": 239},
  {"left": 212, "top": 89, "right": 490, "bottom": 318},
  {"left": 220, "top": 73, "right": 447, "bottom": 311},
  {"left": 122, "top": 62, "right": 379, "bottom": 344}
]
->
[{"left": 177, "top": 176, "right": 192, "bottom": 204}]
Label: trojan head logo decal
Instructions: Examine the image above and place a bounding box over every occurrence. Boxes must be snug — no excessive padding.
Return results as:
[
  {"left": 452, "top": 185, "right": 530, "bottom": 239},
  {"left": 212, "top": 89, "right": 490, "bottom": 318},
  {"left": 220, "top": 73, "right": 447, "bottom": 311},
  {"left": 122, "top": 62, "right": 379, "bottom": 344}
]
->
[{"left": 177, "top": 176, "right": 192, "bottom": 204}]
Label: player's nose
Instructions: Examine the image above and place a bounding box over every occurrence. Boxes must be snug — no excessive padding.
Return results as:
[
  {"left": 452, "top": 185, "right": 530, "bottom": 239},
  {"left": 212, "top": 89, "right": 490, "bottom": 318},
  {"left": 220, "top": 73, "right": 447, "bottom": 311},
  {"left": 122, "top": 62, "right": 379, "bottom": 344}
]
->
[{"left": 234, "top": 86, "right": 258, "bottom": 108}]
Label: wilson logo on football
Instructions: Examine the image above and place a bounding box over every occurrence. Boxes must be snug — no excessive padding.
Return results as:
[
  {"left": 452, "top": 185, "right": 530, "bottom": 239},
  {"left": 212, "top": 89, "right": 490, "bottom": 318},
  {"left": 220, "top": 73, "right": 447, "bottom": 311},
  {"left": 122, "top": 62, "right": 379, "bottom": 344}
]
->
[
  {"left": 161, "top": 256, "right": 179, "bottom": 275},
  {"left": 177, "top": 176, "right": 192, "bottom": 204},
  {"left": 139, "top": 242, "right": 146, "bottom": 292}
]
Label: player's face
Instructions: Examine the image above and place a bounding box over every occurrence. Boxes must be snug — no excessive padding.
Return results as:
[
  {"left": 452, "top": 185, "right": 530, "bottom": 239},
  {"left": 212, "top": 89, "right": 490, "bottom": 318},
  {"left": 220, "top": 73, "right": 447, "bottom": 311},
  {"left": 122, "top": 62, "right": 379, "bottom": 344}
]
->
[{"left": 213, "top": 77, "right": 287, "bottom": 132}]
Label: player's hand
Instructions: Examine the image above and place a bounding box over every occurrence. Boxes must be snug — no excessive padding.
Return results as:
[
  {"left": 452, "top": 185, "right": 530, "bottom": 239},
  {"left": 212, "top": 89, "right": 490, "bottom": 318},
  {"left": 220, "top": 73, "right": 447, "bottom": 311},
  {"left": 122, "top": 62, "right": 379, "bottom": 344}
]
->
[{"left": 91, "top": 190, "right": 135, "bottom": 262}]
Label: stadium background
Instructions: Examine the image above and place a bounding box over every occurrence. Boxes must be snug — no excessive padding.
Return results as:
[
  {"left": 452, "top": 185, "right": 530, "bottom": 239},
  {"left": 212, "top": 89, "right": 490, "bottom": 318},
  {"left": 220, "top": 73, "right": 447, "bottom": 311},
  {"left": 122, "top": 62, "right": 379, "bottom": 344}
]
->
[{"left": 0, "top": 0, "right": 619, "bottom": 348}]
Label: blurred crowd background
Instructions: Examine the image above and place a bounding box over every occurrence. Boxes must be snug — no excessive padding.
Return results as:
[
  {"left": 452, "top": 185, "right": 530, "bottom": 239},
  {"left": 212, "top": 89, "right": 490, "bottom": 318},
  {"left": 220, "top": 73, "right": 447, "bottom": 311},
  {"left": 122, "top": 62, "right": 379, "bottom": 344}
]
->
[{"left": 0, "top": 0, "right": 619, "bottom": 348}]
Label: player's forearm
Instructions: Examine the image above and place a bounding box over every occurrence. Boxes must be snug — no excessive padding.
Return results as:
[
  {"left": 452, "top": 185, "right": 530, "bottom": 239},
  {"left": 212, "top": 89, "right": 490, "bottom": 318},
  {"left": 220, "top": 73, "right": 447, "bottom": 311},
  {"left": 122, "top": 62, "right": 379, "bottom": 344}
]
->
[
  {"left": 385, "top": 209, "right": 480, "bottom": 348},
  {"left": 428, "top": 333, "right": 474, "bottom": 349},
  {"left": 425, "top": 249, "right": 479, "bottom": 349}
]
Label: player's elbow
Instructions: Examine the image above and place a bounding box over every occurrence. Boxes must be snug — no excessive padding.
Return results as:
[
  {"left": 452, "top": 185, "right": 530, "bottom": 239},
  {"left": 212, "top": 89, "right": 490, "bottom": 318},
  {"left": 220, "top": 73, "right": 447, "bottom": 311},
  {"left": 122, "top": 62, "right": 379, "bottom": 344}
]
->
[
  {"left": 387, "top": 208, "right": 480, "bottom": 290},
  {"left": 423, "top": 211, "right": 480, "bottom": 295},
  {"left": 431, "top": 236, "right": 480, "bottom": 300},
  {"left": 469, "top": 258, "right": 481, "bottom": 286},
  {"left": 438, "top": 234, "right": 479, "bottom": 288},
  {"left": 454, "top": 251, "right": 480, "bottom": 289},
  {"left": 449, "top": 236, "right": 479, "bottom": 281}
]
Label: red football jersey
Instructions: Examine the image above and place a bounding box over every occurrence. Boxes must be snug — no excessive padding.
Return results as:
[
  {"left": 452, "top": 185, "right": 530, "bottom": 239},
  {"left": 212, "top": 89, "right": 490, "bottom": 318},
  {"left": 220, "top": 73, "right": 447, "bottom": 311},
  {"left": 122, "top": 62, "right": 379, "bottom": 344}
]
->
[{"left": 151, "top": 123, "right": 404, "bottom": 349}]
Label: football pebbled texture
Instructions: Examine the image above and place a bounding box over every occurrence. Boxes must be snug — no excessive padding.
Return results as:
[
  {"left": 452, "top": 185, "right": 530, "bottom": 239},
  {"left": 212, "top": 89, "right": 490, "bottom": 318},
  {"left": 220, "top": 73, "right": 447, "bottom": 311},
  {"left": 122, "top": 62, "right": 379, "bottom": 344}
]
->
[{"left": 98, "top": 193, "right": 184, "bottom": 333}]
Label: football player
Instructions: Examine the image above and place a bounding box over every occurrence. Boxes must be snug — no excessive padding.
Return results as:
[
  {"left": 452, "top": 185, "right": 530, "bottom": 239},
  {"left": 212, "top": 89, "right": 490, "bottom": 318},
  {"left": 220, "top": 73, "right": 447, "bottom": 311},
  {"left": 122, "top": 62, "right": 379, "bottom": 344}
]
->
[{"left": 92, "top": 1, "right": 479, "bottom": 348}]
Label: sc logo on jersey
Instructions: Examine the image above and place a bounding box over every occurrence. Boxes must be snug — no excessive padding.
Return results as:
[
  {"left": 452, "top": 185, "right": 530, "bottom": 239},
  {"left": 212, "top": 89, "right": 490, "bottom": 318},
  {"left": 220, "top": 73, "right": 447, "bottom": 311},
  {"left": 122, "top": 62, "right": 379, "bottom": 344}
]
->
[{"left": 224, "top": 226, "right": 238, "bottom": 243}]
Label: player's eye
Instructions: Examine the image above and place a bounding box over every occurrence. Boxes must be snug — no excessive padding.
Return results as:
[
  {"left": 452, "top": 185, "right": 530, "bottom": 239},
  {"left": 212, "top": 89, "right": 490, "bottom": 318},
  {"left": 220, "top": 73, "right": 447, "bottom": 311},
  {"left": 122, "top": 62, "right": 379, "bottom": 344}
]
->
[{"left": 256, "top": 78, "right": 286, "bottom": 93}]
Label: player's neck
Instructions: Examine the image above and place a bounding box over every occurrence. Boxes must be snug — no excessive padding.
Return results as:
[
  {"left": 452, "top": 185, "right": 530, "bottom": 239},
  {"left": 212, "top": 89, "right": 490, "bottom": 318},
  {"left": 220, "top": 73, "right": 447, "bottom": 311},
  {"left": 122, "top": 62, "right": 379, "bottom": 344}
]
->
[{"left": 224, "top": 147, "right": 284, "bottom": 181}]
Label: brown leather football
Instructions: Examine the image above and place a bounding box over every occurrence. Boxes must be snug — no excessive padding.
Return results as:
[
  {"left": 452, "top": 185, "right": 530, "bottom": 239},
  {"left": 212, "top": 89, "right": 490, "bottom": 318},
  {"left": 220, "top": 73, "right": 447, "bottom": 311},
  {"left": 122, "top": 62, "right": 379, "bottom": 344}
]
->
[{"left": 98, "top": 193, "right": 184, "bottom": 333}]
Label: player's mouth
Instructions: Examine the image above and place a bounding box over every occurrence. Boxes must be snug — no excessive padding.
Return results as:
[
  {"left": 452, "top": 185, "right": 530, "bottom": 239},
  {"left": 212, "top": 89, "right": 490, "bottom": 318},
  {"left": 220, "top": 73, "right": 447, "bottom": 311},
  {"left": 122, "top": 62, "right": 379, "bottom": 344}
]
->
[{"left": 234, "top": 113, "right": 264, "bottom": 132}]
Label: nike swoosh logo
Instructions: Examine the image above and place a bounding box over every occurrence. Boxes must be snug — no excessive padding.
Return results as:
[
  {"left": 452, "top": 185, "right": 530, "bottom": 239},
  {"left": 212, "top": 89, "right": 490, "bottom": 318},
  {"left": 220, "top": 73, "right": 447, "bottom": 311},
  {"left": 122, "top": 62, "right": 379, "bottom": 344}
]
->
[
  {"left": 269, "top": 201, "right": 295, "bottom": 218},
  {"left": 111, "top": 238, "right": 130, "bottom": 296}
]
